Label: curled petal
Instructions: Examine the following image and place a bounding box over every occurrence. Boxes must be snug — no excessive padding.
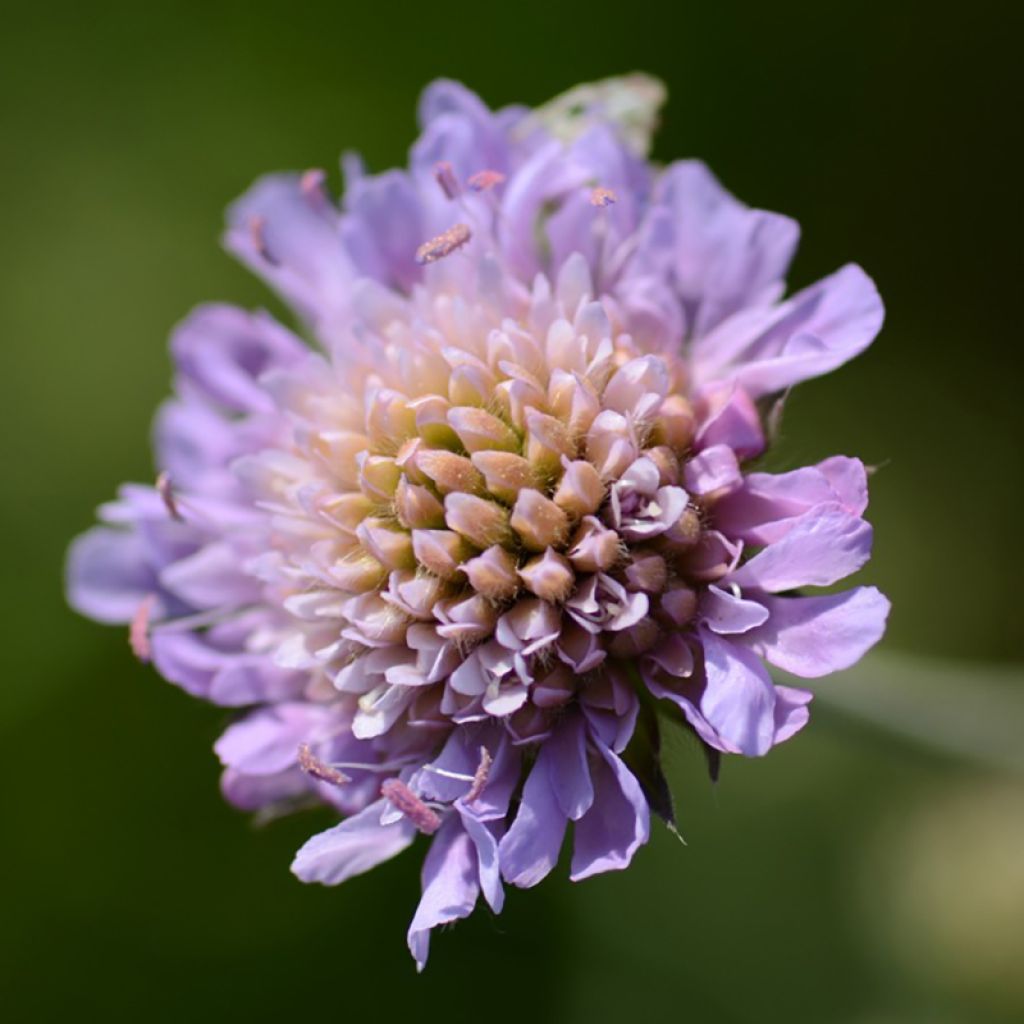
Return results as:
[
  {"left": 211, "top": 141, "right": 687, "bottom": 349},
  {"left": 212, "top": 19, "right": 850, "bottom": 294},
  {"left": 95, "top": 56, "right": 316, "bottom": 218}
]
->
[
  {"left": 728, "top": 505, "right": 873, "bottom": 592},
  {"left": 569, "top": 742, "right": 650, "bottom": 882},
  {"left": 742, "top": 586, "right": 890, "bottom": 678},
  {"left": 291, "top": 799, "right": 416, "bottom": 886}
]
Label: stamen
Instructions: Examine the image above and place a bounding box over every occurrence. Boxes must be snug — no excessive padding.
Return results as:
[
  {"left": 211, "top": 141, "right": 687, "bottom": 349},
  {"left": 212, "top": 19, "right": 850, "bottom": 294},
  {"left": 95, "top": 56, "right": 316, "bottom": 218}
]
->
[
  {"left": 421, "top": 765, "right": 475, "bottom": 783},
  {"left": 464, "top": 746, "right": 492, "bottom": 803},
  {"left": 248, "top": 215, "right": 278, "bottom": 265},
  {"left": 297, "top": 743, "right": 350, "bottom": 786},
  {"left": 129, "top": 594, "right": 156, "bottom": 663},
  {"left": 331, "top": 758, "right": 420, "bottom": 774},
  {"left": 300, "top": 168, "right": 327, "bottom": 204},
  {"left": 434, "top": 161, "right": 461, "bottom": 200},
  {"left": 467, "top": 169, "right": 505, "bottom": 192},
  {"left": 415, "top": 223, "right": 472, "bottom": 265},
  {"left": 156, "top": 470, "right": 183, "bottom": 522},
  {"left": 149, "top": 605, "right": 246, "bottom": 634},
  {"left": 380, "top": 778, "right": 441, "bottom": 834},
  {"left": 590, "top": 186, "right": 617, "bottom": 207}
]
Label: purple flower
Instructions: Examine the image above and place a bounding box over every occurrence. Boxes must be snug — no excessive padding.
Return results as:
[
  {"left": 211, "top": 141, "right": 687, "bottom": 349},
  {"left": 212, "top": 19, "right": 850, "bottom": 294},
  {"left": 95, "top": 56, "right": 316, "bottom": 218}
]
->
[{"left": 65, "top": 75, "right": 889, "bottom": 969}]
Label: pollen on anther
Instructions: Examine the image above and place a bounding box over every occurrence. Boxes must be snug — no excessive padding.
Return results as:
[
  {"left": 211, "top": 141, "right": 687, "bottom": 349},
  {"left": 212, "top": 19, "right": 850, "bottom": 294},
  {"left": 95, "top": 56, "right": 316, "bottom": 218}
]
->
[
  {"left": 248, "top": 215, "right": 278, "bottom": 265},
  {"left": 300, "top": 168, "right": 327, "bottom": 203},
  {"left": 156, "top": 471, "right": 183, "bottom": 522},
  {"left": 297, "top": 743, "right": 351, "bottom": 787},
  {"left": 434, "top": 161, "right": 460, "bottom": 200},
  {"left": 464, "top": 746, "right": 492, "bottom": 804},
  {"left": 467, "top": 169, "right": 506, "bottom": 192},
  {"left": 381, "top": 778, "right": 441, "bottom": 834},
  {"left": 129, "top": 594, "right": 156, "bottom": 663},
  {"left": 590, "top": 186, "right": 617, "bottom": 207},
  {"left": 415, "top": 223, "right": 471, "bottom": 265}
]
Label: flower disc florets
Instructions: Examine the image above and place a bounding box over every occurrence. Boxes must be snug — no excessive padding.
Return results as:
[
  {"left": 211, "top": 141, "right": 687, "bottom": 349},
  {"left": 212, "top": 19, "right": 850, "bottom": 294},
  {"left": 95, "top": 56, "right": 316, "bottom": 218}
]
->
[
  {"left": 66, "top": 76, "right": 890, "bottom": 969},
  {"left": 259, "top": 249, "right": 723, "bottom": 743}
]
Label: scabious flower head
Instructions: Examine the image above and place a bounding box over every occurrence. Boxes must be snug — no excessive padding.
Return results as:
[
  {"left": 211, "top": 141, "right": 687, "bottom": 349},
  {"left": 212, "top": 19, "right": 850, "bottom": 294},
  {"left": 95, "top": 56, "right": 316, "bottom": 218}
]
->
[{"left": 66, "top": 76, "right": 890, "bottom": 969}]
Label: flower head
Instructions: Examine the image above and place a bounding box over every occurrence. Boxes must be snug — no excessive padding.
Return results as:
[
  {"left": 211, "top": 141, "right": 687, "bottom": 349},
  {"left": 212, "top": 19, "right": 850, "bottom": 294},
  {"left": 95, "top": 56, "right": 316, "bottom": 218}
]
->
[{"left": 66, "top": 75, "right": 889, "bottom": 969}]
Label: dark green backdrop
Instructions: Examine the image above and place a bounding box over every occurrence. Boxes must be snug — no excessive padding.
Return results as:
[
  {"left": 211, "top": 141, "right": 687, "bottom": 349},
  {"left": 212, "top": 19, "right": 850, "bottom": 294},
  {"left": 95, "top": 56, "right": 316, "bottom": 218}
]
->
[{"left": 2, "top": 2, "right": 1022, "bottom": 1022}]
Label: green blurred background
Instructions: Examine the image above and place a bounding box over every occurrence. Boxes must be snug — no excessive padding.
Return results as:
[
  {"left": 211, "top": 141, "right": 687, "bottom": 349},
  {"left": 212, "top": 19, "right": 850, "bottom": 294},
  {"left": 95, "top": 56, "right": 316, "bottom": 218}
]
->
[{"left": 2, "top": 2, "right": 1021, "bottom": 1021}]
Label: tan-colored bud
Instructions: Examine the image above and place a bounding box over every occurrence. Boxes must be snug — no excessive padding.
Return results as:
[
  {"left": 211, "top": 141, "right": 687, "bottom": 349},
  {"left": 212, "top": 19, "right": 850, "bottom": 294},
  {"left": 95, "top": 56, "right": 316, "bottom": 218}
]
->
[
  {"left": 311, "top": 431, "right": 369, "bottom": 488},
  {"left": 444, "top": 493, "right": 513, "bottom": 549},
  {"left": 665, "top": 507, "right": 702, "bottom": 548},
  {"left": 416, "top": 449, "right": 486, "bottom": 496},
  {"left": 518, "top": 549, "right": 575, "bottom": 603},
  {"left": 553, "top": 460, "right": 605, "bottom": 518},
  {"left": 531, "top": 664, "right": 577, "bottom": 708},
  {"left": 395, "top": 437, "right": 431, "bottom": 486},
  {"left": 608, "top": 618, "right": 660, "bottom": 656},
  {"left": 329, "top": 552, "right": 387, "bottom": 593},
  {"left": 644, "top": 445, "right": 681, "bottom": 486},
  {"left": 623, "top": 550, "right": 668, "bottom": 593},
  {"left": 501, "top": 375, "right": 548, "bottom": 431},
  {"left": 357, "top": 518, "right": 415, "bottom": 570},
  {"left": 548, "top": 369, "right": 601, "bottom": 436},
  {"left": 447, "top": 407, "right": 520, "bottom": 454},
  {"left": 357, "top": 454, "right": 401, "bottom": 503},
  {"left": 461, "top": 545, "right": 520, "bottom": 601},
  {"left": 394, "top": 477, "right": 445, "bottom": 530},
  {"left": 316, "top": 492, "right": 374, "bottom": 534},
  {"left": 658, "top": 585, "right": 698, "bottom": 626},
  {"left": 524, "top": 409, "right": 576, "bottom": 478},
  {"left": 586, "top": 411, "right": 636, "bottom": 480},
  {"left": 510, "top": 490, "right": 570, "bottom": 552},
  {"left": 365, "top": 388, "right": 416, "bottom": 449},
  {"left": 409, "top": 395, "right": 459, "bottom": 448},
  {"left": 471, "top": 451, "right": 538, "bottom": 503},
  {"left": 650, "top": 394, "right": 696, "bottom": 452},
  {"left": 448, "top": 364, "right": 497, "bottom": 408},
  {"left": 411, "top": 529, "right": 472, "bottom": 579},
  {"left": 567, "top": 517, "right": 621, "bottom": 572}
]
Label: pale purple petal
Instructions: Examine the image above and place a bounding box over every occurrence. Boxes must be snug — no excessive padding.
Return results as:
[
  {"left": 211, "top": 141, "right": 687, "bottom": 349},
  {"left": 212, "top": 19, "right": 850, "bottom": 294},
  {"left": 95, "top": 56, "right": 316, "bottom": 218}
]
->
[
  {"left": 544, "top": 712, "right": 594, "bottom": 821},
  {"left": 215, "top": 703, "right": 335, "bottom": 775},
  {"left": 569, "top": 743, "right": 650, "bottom": 881},
  {"left": 499, "top": 755, "right": 567, "bottom": 888},
  {"left": 714, "top": 457, "right": 869, "bottom": 545},
  {"left": 697, "top": 264, "right": 884, "bottom": 398},
  {"left": 158, "top": 542, "right": 262, "bottom": 609},
  {"left": 221, "top": 766, "right": 309, "bottom": 811},
  {"left": 741, "top": 586, "right": 891, "bottom": 677},
  {"left": 772, "top": 684, "right": 813, "bottom": 744},
  {"left": 728, "top": 505, "right": 873, "bottom": 592},
  {"left": 457, "top": 810, "right": 504, "bottom": 913},
  {"left": 169, "top": 304, "right": 304, "bottom": 415},
  {"left": 699, "top": 628, "right": 778, "bottom": 757},
  {"left": 407, "top": 818, "right": 480, "bottom": 971},
  {"left": 291, "top": 799, "right": 417, "bottom": 886},
  {"left": 684, "top": 444, "right": 742, "bottom": 497},
  {"left": 700, "top": 585, "right": 770, "bottom": 635},
  {"left": 641, "top": 160, "right": 799, "bottom": 338},
  {"left": 694, "top": 380, "right": 765, "bottom": 458},
  {"left": 224, "top": 173, "right": 354, "bottom": 335},
  {"left": 65, "top": 527, "right": 162, "bottom": 624}
]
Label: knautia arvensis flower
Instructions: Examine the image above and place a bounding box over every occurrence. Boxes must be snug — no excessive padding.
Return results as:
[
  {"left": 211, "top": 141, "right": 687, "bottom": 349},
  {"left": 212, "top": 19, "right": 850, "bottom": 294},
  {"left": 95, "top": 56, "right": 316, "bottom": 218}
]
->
[{"left": 66, "top": 76, "right": 890, "bottom": 968}]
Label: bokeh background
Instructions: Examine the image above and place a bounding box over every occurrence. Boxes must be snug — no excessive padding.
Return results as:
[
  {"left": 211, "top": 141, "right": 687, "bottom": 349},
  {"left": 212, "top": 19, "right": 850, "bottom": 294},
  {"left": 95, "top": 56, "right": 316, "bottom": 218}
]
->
[{"left": 2, "top": 2, "right": 1022, "bottom": 1021}]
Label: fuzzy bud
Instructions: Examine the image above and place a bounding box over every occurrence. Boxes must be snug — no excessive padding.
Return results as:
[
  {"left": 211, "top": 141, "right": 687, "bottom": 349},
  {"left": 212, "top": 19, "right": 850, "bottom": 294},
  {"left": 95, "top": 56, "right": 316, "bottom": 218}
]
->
[
  {"left": 518, "top": 549, "right": 575, "bottom": 603},
  {"left": 471, "top": 451, "right": 537, "bottom": 503},
  {"left": 510, "top": 489, "right": 570, "bottom": 551},
  {"left": 461, "top": 545, "right": 520, "bottom": 601},
  {"left": 553, "top": 459, "right": 605, "bottom": 518},
  {"left": 417, "top": 449, "right": 486, "bottom": 496},
  {"left": 445, "top": 493, "right": 513, "bottom": 549},
  {"left": 412, "top": 529, "right": 472, "bottom": 579}
]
